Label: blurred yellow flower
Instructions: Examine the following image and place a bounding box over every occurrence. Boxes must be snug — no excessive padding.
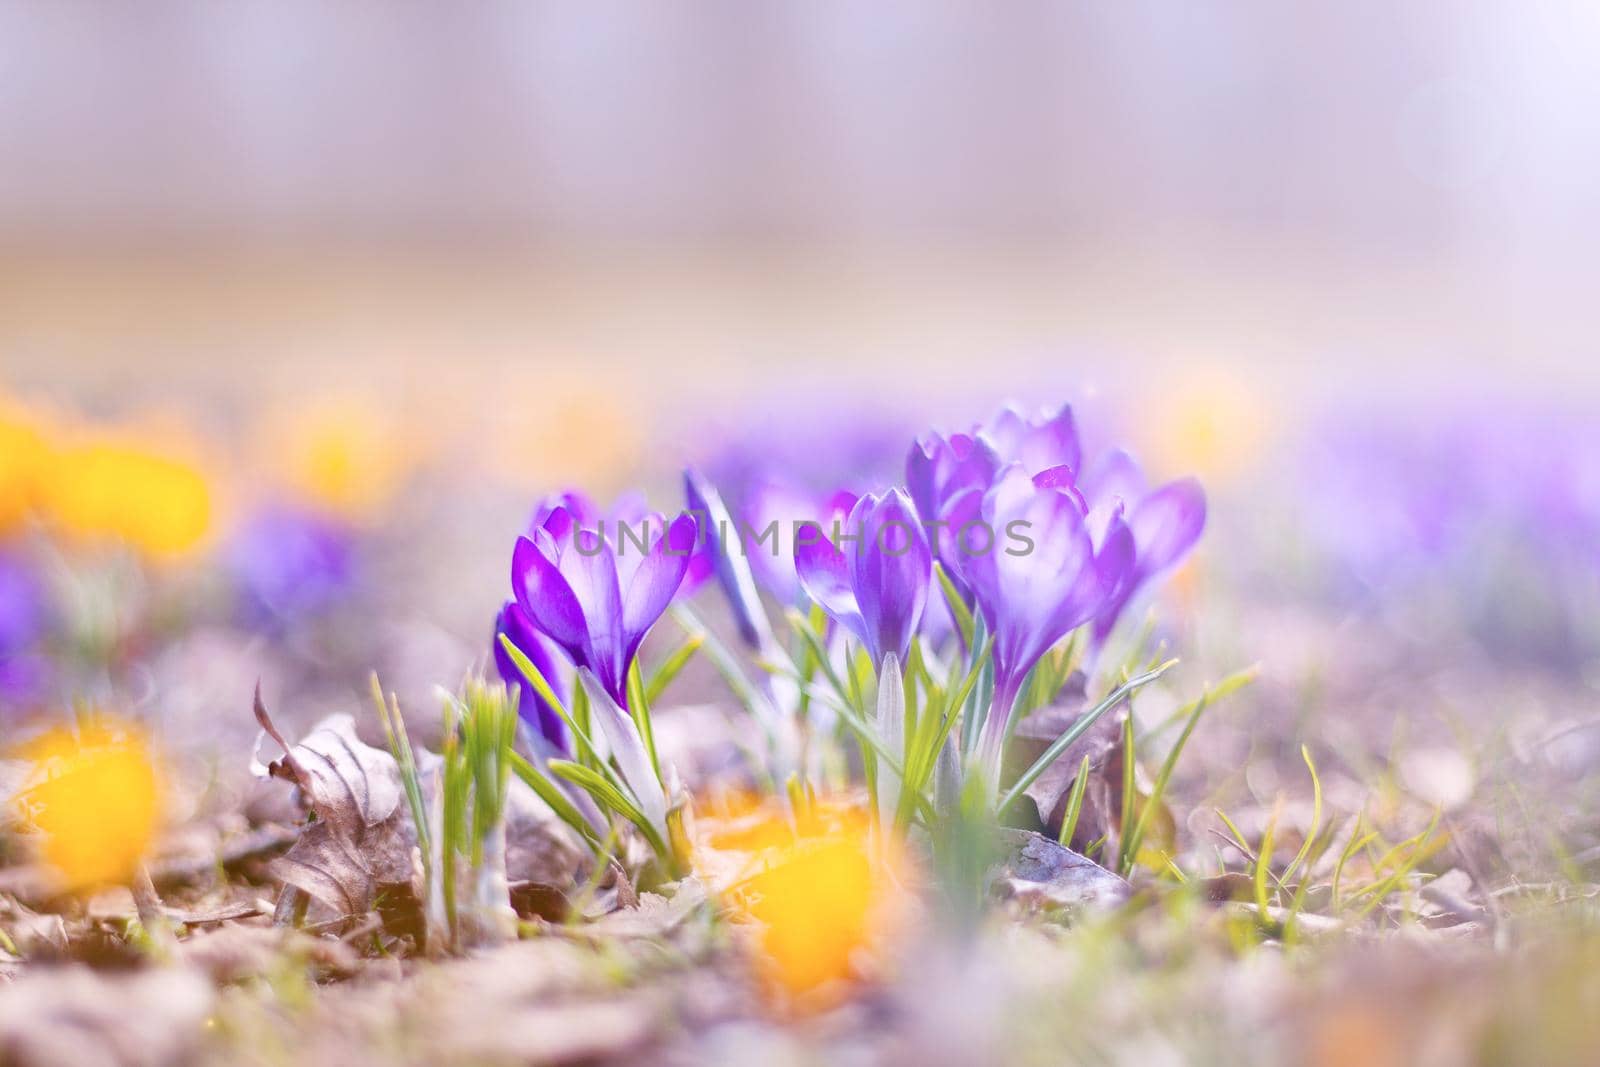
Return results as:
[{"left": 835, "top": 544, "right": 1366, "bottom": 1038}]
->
[
  {"left": 1142, "top": 373, "right": 1273, "bottom": 485},
  {"left": 45, "top": 440, "right": 213, "bottom": 558},
  {"left": 0, "top": 399, "right": 52, "bottom": 534},
  {"left": 266, "top": 398, "right": 409, "bottom": 519},
  {"left": 696, "top": 794, "right": 909, "bottom": 1006},
  {"left": 495, "top": 375, "right": 644, "bottom": 494},
  {"left": 12, "top": 721, "right": 163, "bottom": 891}
]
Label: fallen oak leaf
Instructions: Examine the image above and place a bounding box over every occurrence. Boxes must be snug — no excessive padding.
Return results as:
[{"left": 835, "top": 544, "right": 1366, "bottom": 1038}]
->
[{"left": 253, "top": 687, "right": 415, "bottom": 919}]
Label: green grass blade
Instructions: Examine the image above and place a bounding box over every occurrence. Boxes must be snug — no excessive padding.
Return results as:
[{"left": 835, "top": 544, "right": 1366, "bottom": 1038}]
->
[
  {"left": 626, "top": 660, "right": 662, "bottom": 782},
  {"left": 1122, "top": 666, "right": 1259, "bottom": 874},
  {"left": 1057, "top": 753, "right": 1092, "bottom": 848},
  {"left": 1282, "top": 745, "right": 1324, "bottom": 885},
  {"left": 1118, "top": 712, "right": 1137, "bottom": 874},
  {"left": 509, "top": 751, "right": 606, "bottom": 853},
  {"left": 496, "top": 634, "right": 604, "bottom": 767},
  {"left": 1254, "top": 807, "right": 1279, "bottom": 916},
  {"left": 547, "top": 759, "right": 671, "bottom": 861},
  {"left": 645, "top": 633, "right": 703, "bottom": 705},
  {"left": 933, "top": 561, "right": 976, "bottom": 652},
  {"left": 998, "top": 659, "right": 1177, "bottom": 815}
]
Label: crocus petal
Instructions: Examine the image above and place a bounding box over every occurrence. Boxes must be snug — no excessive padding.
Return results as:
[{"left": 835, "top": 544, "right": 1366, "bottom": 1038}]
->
[
  {"left": 530, "top": 496, "right": 595, "bottom": 542},
  {"left": 1131, "top": 478, "right": 1207, "bottom": 577},
  {"left": 937, "top": 483, "right": 985, "bottom": 602},
  {"left": 1079, "top": 449, "right": 1147, "bottom": 512},
  {"left": 621, "top": 511, "right": 697, "bottom": 669},
  {"left": 980, "top": 406, "right": 1029, "bottom": 460},
  {"left": 557, "top": 536, "right": 626, "bottom": 701},
  {"left": 825, "top": 490, "right": 861, "bottom": 521},
  {"left": 850, "top": 490, "right": 932, "bottom": 666},
  {"left": 965, "top": 464, "right": 1103, "bottom": 695},
  {"left": 1015, "top": 404, "right": 1082, "bottom": 475},
  {"left": 610, "top": 509, "right": 665, "bottom": 592},
  {"left": 795, "top": 521, "right": 866, "bottom": 644},
  {"left": 975, "top": 403, "right": 1081, "bottom": 476},
  {"left": 905, "top": 435, "right": 944, "bottom": 524},
  {"left": 0, "top": 553, "right": 45, "bottom": 651},
  {"left": 906, "top": 432, "right": 999, "bottom": 526},
  {"left": 1094, "top": 510, "right": 1138, "bottom": 609},
  {"left": 739, "top": 481, "right": 806, "bottom": 604},
  {"left": 686, "top": 469, "right": 773, "bottom": 651},
  {"left": 511, "top": 535, "right": 590, "bottom": 663}
]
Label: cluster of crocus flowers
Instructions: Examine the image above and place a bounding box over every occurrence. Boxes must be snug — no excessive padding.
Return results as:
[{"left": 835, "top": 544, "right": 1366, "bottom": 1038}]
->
[
  {"left": 906, "top": 404, "right": 1205, "bottom": 790},
  {"left": 9, "top": 718, "right": 163, "bottom": 891},
  {"left": 494, "top": 400, "right": 1203, "bottom": 865}
]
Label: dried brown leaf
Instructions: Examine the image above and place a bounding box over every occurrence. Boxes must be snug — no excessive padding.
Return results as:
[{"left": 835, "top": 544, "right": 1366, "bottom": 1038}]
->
[
  {"left": 254, "top": 692, "right": 415, "bottom": 918},
  {"left": 1005, "top": 700, "right": 1127, "bottom": 849}
]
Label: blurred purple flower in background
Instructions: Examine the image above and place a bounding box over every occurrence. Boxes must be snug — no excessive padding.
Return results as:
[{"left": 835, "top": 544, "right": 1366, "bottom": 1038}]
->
[
  {"left": 511, "top": 496, "right": 698, "bottom": 707},
  {"left": 1287, "top": 408, "right": 1600, "bottom": 666},
  {"left": 737, "top": 476, "right": 859, "bottom": 608},
  {"left": 795, "top": 489, "right": 931, "bottom": 670},
  {"left": 0, "top": 550, "right": 49, "bottom": 710},
  {"left": 225, "top": 506, "right": 357, "bottom": 626},
  {"left": 493, "top": 599, "right": 570, "bottom": 752}
]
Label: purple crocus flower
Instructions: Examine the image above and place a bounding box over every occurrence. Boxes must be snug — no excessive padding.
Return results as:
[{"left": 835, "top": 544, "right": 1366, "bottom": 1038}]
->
[
  {"left": 1078, "top": 450, "right": 1206, "bottom": 644},
  {"left": 908, "top": 403, "right": 1083, "bottom": 600},
  {"left": 794, "top": 489, "right": 932, "bottom": 670},
  {"left": 493, "top": 600, "right": 571, "bottom": 752},
  {"left": 511, "top": 499, "right": 698, "bottom": 707},
  {"left": 225, "top": 506, "right": 357, "bottom": 626},
  {"left": 958, "top": 463, "right": 1133, "bottom": 776},
  {"left": 532, "top": 490, "right": 713, "bottom": 599}
]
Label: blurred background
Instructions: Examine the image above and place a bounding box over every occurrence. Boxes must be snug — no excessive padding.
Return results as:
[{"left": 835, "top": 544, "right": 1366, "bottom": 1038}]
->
[
  {"left": 7, "top": 11, "right": 1600, "bottom": 1059},
  {"left": 4, "top": 0, "right": 1600, "bottom": 408},
  {"left": 4, "top": 1, "right": 1600, "bottom": 751}
]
